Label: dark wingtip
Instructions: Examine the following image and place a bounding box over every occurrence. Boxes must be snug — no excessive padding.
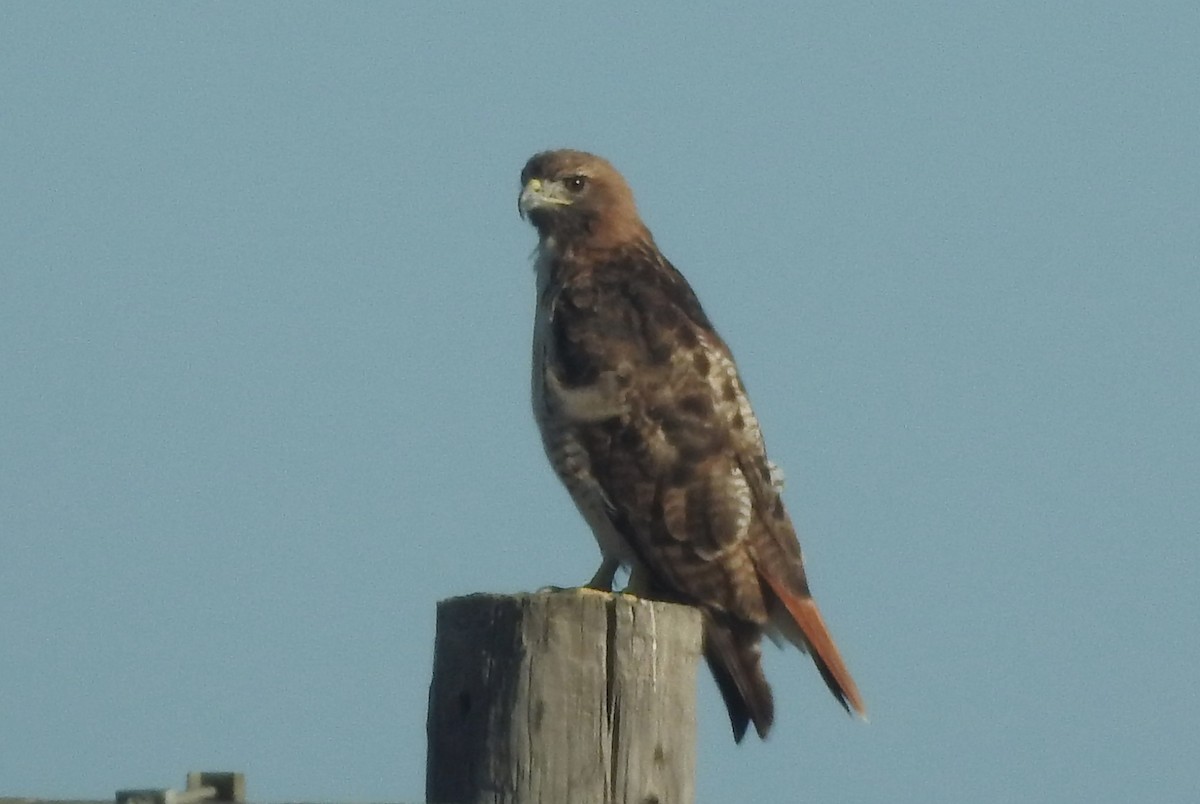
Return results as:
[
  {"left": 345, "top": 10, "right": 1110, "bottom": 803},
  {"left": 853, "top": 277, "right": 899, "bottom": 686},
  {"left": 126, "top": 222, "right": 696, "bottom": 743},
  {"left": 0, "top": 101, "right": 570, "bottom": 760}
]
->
[
  {"left": 703, "top": 616, "right": 774, "bottom": 743},
  {"left": 708, "top": 653, "right": 757, "bottom": 743}
]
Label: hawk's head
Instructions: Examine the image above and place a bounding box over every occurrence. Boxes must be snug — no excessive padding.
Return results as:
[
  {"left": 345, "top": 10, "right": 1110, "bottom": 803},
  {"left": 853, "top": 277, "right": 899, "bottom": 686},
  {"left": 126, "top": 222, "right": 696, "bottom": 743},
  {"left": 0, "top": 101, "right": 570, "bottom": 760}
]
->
[{"left": 519, "top": 149, "right": 648, "bottom": 249}]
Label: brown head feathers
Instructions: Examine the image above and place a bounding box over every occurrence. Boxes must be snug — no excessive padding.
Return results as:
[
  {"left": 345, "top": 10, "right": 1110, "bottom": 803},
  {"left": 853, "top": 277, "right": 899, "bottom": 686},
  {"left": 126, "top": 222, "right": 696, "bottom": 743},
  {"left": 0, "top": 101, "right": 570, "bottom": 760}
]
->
[{"left": 519, "top": 149, "right": 651, "bottom": 251}]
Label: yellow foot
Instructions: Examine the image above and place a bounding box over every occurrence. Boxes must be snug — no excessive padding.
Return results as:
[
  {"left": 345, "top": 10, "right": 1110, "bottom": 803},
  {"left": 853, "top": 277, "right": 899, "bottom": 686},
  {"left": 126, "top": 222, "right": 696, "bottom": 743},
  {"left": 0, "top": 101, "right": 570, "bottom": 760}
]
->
[
  {"left": 534, "top": 584, "right": 614, "bottom": 599},
  {"left": 536, "top": 557, "right": 621, "bottom": 595}
]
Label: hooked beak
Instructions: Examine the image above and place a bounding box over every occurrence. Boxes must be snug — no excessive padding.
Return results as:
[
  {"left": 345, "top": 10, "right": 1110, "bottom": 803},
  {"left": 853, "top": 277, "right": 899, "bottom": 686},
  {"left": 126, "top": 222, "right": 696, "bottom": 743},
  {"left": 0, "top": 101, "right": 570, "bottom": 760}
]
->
[{"left": 518, "top": 177, "right": 571, "bottom": 219}]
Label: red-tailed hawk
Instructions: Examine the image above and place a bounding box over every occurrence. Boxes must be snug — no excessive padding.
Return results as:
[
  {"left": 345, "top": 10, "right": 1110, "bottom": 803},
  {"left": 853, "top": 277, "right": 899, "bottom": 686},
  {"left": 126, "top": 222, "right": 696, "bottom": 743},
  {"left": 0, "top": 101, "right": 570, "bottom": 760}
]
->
[{"left": 519, "top": 149, "right": 866, "bottom": 741}]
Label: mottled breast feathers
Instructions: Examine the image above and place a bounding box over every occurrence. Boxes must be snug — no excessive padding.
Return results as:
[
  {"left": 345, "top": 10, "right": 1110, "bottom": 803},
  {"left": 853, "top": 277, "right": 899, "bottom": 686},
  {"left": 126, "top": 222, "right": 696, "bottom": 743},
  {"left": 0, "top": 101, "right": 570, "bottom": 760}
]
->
[{"left": 544, "top": 241, "right": 785, "bottom": 622}]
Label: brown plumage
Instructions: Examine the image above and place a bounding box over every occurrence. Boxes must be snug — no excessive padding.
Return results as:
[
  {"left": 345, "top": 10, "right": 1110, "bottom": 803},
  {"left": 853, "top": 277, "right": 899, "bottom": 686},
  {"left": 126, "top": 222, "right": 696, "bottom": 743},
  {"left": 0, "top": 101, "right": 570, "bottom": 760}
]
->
[{"left": 520, "top": 149, "right": 865, "bottom": 741}]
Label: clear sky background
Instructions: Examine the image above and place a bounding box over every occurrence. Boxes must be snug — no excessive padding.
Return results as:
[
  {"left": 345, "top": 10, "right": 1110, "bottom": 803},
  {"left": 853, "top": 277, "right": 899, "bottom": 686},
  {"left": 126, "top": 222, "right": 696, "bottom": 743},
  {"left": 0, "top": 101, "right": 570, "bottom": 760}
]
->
[{"left": 2, "top": 4, "right": 1197, "bottom": 803}]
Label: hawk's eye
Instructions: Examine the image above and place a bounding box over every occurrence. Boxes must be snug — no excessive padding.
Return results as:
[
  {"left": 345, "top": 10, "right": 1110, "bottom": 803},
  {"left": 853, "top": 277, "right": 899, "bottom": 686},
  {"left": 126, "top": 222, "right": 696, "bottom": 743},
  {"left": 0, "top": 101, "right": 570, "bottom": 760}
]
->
[{"left": 566, "top": 175, "right": 588, "bottom": 191}]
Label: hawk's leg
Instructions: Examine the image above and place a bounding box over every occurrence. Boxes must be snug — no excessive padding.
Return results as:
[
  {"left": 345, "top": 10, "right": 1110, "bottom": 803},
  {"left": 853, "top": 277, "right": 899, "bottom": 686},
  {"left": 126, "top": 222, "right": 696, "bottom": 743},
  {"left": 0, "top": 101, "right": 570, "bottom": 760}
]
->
[
  {"left": 544, "top": 365, "right": 630, "bottom": 423},
  {"left": 586, "top": 555, "right": 620, "bottom": 591},
  {"left": 623, "top": 564, "right": 653, "bottom": 597}
]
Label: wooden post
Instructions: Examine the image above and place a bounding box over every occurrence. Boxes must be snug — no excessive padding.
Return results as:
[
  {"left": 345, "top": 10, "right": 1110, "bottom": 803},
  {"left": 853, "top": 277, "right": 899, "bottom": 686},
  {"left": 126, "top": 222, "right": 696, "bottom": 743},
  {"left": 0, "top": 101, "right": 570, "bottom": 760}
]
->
[{"left": 426, "top": 590, "right": 702, "bottom": 804}]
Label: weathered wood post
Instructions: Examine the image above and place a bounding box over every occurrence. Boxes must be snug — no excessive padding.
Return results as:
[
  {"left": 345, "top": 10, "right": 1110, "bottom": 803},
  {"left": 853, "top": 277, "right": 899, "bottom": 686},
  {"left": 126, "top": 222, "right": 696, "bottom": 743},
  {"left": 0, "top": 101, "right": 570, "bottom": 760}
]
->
[{"left": 426, "top": 590, "right": 703, "bottom": 804}]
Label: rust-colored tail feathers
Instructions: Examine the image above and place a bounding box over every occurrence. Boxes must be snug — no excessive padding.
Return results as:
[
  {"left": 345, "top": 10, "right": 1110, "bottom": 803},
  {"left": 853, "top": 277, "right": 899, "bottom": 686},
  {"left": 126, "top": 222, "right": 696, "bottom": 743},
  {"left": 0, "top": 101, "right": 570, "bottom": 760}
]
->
[
  {"left": 703, "top": 613, "right": 774, "bottom": 742},
  {"left": 763, "top": 574, "right": 867, "bottom": 718}
]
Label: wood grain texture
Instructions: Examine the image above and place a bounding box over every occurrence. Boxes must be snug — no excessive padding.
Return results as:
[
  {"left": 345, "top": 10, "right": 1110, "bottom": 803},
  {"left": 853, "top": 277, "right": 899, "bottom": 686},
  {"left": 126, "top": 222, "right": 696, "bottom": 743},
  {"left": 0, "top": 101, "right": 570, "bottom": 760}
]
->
[{"left": 426, "top": 590, "right": 702, "bottom": 804}]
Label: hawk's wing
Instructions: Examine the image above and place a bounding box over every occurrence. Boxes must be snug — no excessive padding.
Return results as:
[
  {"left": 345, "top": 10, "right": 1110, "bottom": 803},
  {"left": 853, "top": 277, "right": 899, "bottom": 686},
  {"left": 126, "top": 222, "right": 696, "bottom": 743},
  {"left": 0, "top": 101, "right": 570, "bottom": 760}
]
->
[{"left": 543, "top": 248, "right": 863, "bottom": 738}]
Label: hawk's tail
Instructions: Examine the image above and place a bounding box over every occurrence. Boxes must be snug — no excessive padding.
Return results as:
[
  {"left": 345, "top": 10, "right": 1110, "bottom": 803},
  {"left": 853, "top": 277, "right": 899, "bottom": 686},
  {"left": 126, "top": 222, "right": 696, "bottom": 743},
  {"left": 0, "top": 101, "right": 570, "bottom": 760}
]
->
[
  {"left": 703, "top": 613, "right": 774, "bottom": 742},
  {"left": 764, "top": 574, "right": 867, "bottom": 718}
]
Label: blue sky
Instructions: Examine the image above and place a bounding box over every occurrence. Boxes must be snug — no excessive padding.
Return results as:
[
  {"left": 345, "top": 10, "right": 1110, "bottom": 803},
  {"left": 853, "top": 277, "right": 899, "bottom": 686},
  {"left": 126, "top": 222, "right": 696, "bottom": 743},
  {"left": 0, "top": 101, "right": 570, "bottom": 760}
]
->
[{"left": 2, "top": 4, "right": 1197, "bottom": 802}]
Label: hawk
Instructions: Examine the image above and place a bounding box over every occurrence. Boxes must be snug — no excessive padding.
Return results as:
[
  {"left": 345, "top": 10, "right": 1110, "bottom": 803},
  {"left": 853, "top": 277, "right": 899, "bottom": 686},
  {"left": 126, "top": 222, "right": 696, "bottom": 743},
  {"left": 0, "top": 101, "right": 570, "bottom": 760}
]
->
[{"left": 519, "top": 149, "right": 865, "bottom": 741}]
